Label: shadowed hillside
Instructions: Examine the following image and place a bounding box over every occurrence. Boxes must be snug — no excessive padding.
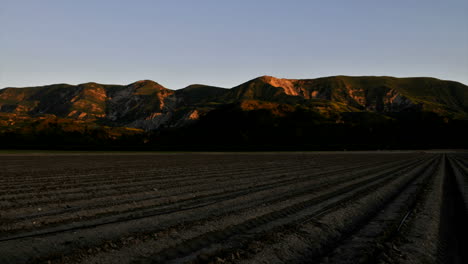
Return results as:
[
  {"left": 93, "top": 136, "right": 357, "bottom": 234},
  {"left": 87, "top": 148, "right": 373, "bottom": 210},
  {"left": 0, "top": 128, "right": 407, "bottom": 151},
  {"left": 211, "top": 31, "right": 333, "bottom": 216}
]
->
[{"left": 1, "top": 75, "right": 467, "bottom": 149}]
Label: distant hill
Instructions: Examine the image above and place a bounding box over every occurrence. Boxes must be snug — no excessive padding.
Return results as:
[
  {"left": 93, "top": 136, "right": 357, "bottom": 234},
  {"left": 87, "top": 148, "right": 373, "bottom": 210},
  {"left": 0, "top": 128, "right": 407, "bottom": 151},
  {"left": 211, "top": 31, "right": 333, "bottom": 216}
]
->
[
  {"left": 1, "top": 76, "right": 467, "bottom": 149},
  {"left": 226, "top": 76, "right": 468, "bottom": 118}
]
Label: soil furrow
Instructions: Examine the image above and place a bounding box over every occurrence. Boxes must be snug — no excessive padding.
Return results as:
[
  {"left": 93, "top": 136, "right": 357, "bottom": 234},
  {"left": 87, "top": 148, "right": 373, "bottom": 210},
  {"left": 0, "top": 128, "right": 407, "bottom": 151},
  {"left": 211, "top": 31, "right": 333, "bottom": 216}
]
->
[
  {"left": 0, "top": 158, "right": 419, "bottom": 236},
  {"left": 1, "top": 152, "right": 458, "bottom": 264},
  {"left": 204, "top": 156, "right": 434, "bottom": 264},
  {"left": 135, "top": 157, "right": 433, "bottom": 263}
]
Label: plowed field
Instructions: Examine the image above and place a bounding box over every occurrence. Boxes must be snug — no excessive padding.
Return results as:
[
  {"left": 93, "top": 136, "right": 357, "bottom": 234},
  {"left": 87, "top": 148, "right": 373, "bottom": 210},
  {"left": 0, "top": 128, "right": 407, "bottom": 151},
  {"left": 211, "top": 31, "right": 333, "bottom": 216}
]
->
[{"left": 0, "top": 152, "right": 466, "bottom": 264}]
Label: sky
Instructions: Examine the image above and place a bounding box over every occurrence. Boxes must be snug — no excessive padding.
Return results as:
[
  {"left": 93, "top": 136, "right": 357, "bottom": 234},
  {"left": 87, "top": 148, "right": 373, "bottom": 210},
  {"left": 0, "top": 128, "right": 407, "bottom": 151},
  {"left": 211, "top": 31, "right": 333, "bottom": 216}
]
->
[{"left": 1, "top": 0, "right": 468, "bottom": 89}]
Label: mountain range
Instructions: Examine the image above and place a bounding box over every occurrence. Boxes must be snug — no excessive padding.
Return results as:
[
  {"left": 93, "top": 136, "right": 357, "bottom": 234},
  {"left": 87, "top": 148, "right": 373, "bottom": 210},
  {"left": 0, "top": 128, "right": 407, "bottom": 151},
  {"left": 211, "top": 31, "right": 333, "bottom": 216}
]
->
[{"left": 1, "top": 75, "right": 467, "bottom": 149}]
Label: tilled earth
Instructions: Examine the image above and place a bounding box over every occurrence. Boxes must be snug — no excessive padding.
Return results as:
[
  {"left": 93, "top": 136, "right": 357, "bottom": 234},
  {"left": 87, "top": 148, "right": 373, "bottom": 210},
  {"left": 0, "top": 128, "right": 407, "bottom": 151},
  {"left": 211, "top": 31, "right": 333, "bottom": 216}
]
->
[{"left": 0, "top": 152, "right": 466, "bottom": 264}]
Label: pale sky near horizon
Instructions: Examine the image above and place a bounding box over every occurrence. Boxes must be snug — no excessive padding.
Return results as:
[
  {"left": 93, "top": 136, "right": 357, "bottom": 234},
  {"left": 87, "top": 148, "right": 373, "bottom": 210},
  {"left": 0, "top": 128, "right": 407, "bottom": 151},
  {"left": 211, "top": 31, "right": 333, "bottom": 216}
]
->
[{"left": 1, "top": 0, "right": 468, "bottom": 89}]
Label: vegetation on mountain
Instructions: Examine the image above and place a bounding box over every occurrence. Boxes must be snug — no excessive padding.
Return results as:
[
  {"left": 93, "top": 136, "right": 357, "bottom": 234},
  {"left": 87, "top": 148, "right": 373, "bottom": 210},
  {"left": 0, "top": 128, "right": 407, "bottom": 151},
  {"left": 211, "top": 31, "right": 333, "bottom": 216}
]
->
[{"left": 0, "top": 75, "right": 467, "bottom": 149}]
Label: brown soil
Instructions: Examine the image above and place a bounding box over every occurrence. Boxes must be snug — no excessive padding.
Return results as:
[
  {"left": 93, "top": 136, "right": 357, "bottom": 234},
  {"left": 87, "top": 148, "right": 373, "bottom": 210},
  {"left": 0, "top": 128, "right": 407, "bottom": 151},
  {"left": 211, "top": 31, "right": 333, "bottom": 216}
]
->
[{"left": 0, "top": 152, "right": 466, "bottom": 264}]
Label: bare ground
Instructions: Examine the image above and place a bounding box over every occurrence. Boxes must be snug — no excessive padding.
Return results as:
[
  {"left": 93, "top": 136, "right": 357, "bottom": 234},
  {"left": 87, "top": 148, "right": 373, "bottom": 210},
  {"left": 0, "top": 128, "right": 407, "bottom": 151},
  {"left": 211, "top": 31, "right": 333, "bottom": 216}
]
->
[{"left": 0, "top": 152, "right": 466, "bottom": 264}]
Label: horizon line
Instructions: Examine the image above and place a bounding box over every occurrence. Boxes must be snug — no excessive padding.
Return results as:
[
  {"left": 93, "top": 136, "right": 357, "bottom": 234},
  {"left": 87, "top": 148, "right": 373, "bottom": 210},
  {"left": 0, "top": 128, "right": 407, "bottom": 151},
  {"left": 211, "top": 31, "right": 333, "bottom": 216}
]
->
[{"left": 2, "top": 74, "right": 467, "bottom": 90}]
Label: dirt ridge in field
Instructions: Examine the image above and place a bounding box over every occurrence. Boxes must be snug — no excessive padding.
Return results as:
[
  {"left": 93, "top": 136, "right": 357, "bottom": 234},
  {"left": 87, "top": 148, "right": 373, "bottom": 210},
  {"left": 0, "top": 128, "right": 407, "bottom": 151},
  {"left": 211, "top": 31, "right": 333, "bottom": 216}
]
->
[{"left": 0, "top": 152, "right": 466, "bottom": 264}]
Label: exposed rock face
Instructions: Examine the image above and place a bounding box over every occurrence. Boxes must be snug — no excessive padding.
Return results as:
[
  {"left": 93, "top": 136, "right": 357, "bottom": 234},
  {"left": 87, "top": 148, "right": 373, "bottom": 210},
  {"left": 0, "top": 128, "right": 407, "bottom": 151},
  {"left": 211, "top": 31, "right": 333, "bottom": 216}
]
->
[
  {"left": 259, "top": 76, "right": 299, "bottom": 96},
  {"left": 0, "top": 75, "right": 467, "bottom": 131},
  {"left": 172, "top": 109, "right": 202, "bottom": 127},
  {"left": 68, "top": 83, "right": 107, "bottom": 119},
  {"left": 105, "top": 80, "right": 178, "bottom": 129},
  {"left": 382, "top": 89, "right": 416, "bottom": 112}
]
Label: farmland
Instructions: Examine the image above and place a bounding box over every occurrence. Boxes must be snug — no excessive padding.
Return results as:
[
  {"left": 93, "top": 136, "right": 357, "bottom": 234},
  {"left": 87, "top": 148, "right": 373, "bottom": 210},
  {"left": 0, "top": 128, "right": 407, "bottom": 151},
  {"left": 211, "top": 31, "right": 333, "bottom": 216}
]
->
[{"left": 0, "top": 152, "right": 466, "bottom": 264}]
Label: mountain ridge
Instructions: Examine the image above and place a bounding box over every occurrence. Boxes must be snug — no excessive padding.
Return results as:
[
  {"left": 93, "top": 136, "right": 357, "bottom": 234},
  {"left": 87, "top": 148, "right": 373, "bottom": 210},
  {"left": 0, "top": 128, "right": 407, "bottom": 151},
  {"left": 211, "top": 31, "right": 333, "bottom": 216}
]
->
[
  {"left": 2, "top": 75, "right": 468, "bottom": 119},
  {"left": 1, "top": 75, "right": 467, "bottom": 149},
  {"left": 0, "top": 75, "right": 467, "bottom": 135},
  {"left": 3, "top": 75, "right": 467, "bottom": 91}
]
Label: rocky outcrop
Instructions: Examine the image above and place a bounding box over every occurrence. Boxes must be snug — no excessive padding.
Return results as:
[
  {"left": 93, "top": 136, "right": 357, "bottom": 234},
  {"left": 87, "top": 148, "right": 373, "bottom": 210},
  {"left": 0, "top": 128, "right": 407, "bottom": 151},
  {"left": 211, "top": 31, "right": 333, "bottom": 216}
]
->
[
  {"left": 0, "top": 75, "right": 466, "bottom": 131},
  {"left": 259, "top": 76, "right": 300, "bottom": 96}
]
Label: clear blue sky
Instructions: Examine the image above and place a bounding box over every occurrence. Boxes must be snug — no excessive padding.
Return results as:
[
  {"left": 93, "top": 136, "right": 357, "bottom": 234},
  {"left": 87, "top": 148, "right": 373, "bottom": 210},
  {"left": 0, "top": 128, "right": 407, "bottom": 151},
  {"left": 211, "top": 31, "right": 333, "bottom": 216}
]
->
[{"left": 1, "top": 0, "right": 467, "bottom": 89}]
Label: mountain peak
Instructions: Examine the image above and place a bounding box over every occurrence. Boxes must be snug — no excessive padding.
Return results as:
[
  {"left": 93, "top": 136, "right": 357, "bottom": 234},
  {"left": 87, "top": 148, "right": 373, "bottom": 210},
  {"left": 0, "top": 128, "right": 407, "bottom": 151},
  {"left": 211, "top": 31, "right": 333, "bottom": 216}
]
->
[
  {"left": 255, "top": 75, "right": 299, "bottom": 96},
  {"left": 131, "top": 80, "right": 162, "bottom": 86},
  {"left": 183, "top": 84, "right": 210, "bottom": 90},
  {"left": 128, "top": 80, "right": 168, "bottom": 93},
  {"left": 79, "top": 82, "right": 102, "bottom": 88}
]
